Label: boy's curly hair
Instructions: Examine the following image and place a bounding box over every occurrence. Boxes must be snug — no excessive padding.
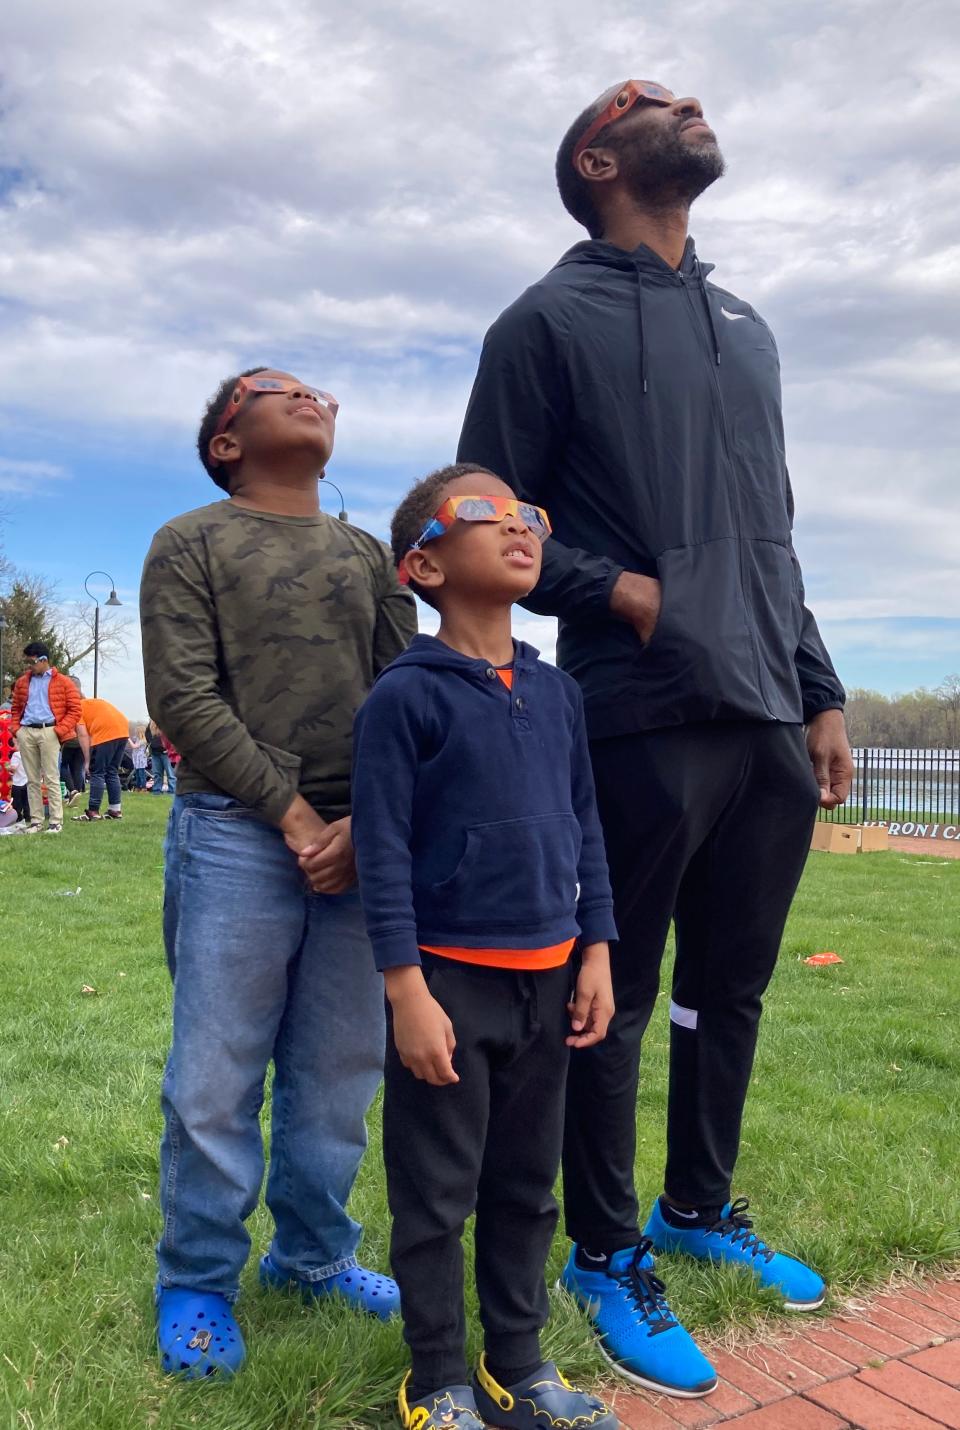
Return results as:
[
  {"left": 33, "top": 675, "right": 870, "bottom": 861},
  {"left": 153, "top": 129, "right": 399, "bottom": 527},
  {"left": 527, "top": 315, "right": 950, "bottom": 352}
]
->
[
  {"left": 196, "top": 366, "right": 269, "bottom": 491},
  {"left": 390, "top": 462, "right": 498, "bottom": 607}
]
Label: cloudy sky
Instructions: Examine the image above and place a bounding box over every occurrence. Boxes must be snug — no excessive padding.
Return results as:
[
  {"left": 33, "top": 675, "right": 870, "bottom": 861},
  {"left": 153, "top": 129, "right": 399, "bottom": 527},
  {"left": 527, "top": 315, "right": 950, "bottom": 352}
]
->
[{"left": 2, "top": 0, "right": 958, "bottom": 716}]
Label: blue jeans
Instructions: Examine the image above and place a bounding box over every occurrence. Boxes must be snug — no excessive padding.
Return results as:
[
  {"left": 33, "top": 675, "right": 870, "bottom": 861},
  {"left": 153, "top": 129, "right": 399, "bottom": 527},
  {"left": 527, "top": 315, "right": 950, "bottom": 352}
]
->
[
  {"left": 89, "top": 736, "right": 127, "bottom": 812},
  {"left": 157, "top": 793, "right": 386, "bottom": 1298},
  {"left": 151, "top": 751, "right": 177, "bottom": 793}
]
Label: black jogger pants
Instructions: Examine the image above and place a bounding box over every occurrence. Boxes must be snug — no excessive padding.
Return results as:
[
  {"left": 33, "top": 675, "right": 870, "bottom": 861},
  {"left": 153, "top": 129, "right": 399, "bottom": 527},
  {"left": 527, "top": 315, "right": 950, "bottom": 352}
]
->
[
  {"left": 563, "top": 721, "right": 820, "bottom": 1252},
  {"left": 384, "top": 955, "right": 572, "bottom": 1393}
]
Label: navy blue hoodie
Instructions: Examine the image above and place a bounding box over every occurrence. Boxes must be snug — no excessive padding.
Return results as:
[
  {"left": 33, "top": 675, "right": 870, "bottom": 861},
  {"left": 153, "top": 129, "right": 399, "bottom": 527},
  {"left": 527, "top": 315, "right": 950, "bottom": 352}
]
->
[
  {"left": 351, "top": 635, "right": 617, "bottom": 971},
  {"left": 458, "top": 238, "right": 845, "bottom": 739}
]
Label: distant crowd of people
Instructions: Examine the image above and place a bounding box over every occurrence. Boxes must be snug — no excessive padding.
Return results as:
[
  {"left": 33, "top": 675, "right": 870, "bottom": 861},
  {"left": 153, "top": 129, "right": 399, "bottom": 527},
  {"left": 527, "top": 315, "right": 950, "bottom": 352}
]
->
[{"left": 0, "top": 641, "right": 179, "bottom": 834}]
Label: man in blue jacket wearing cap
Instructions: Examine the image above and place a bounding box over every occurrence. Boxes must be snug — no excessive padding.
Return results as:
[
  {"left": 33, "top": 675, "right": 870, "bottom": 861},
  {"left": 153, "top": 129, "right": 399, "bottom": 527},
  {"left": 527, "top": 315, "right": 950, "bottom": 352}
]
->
[{"left": 458, "top": 80, "right": 852, "bottom": 1398}]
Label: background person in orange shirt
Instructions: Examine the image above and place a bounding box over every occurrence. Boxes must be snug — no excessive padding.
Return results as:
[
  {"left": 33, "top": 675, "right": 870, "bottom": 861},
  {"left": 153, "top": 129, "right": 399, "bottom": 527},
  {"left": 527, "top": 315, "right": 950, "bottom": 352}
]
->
[{"left": 70, "top": 677, "right": 130, "bottom": 823}]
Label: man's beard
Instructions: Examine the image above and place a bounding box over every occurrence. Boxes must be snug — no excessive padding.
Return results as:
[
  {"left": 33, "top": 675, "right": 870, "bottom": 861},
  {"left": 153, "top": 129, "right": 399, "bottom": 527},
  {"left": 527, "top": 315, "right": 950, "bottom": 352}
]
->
[{"left": 617, "top": 126, "right": 725, "bottom": 209}]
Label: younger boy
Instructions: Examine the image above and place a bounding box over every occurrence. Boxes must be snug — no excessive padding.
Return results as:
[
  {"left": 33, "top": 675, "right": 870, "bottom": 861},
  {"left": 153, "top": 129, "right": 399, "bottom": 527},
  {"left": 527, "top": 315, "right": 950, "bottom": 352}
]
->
[
  {"left": 351, "top": 463, "right": 619, "bottom": 1429},
  {"left": 140, "top": 368, "right": 416, "bottom": 1378}
]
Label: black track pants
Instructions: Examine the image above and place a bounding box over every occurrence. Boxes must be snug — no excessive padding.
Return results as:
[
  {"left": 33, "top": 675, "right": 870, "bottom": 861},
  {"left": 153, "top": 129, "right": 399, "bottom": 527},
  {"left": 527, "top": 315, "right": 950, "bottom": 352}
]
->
[
  {"left": 385, "top": 955, "right": 571, "bottom": 1393},
  {"left": 563, "top": 722, "right": 820, "bottom": 1251}
]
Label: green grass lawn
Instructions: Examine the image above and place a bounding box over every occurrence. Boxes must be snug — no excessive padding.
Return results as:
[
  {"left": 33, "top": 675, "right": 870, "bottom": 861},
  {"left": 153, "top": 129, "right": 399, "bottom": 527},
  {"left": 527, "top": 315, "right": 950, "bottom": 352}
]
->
[{"left": 1, "top": 798, "right": 958, "bottom": 1429}]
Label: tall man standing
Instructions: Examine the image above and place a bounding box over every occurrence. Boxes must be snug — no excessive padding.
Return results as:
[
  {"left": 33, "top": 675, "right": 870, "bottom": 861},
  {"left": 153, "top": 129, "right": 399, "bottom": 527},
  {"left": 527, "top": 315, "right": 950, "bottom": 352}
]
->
[{"left": 458, "top": 81, "right": 852, "bottom": 1398}]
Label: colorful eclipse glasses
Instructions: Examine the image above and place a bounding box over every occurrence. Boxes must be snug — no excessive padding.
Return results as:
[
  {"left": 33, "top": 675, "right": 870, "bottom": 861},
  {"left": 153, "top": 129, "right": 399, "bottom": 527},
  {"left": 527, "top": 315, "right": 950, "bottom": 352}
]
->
[
  {"left": 572, "top": 80, "right": 676, "bottom": 166},
  {"left": 399, "top": 494, "right": 552, "bottom": 583},
  {"left": 212, "top": 376, "right": 340, "bottom": 442}
]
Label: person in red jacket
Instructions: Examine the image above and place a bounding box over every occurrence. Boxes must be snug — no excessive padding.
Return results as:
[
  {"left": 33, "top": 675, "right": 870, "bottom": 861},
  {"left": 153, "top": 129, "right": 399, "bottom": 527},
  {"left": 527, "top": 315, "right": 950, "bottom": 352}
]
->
[{"left": 9, "top": 642, "right": 82, "bottom": 833}]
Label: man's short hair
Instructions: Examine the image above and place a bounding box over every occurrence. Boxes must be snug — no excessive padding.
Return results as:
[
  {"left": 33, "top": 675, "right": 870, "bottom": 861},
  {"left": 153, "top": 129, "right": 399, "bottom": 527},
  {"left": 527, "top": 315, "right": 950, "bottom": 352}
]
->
[
  {"left": 556, "top": 93, "right": 619, "bottom": 238},
  {"left": 390, "top": 462, "right": 497, "bottom": 608},
  {"left": 23, "top": 641, "right": 50, "bottom": 660},
  {"left": 197, "top": 366, "right": 269, "bottom": 491}
]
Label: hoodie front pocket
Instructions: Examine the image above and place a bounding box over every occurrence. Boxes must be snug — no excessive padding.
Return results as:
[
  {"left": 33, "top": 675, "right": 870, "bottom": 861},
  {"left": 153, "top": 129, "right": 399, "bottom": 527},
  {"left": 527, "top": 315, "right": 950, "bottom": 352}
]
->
[{"left": 427, "top": 812, "right": 582, "bottom": 931}]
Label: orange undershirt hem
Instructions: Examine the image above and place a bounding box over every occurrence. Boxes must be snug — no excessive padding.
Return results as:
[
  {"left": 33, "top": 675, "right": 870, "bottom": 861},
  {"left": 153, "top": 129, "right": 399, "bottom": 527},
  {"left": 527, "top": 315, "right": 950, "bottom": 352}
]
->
[
  {"left": 419, "top": 938, "right": 575, "bottom": 971},
  {"left": 424, "top": 665, "right": 573, "bottom": 970}
]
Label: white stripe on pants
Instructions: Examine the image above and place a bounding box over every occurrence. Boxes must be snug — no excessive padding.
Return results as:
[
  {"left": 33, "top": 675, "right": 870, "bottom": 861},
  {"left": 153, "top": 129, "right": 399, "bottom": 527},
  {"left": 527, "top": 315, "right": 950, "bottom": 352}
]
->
[{"left": 17, "top": 725, "right": 63, "bottom": 824}]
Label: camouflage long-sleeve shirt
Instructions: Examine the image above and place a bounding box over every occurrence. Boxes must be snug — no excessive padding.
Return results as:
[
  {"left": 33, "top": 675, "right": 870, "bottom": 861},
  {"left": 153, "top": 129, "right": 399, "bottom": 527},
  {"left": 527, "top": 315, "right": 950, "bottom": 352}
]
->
[{"left": 140, "top": 500, "right": 417, "bottom": 823}]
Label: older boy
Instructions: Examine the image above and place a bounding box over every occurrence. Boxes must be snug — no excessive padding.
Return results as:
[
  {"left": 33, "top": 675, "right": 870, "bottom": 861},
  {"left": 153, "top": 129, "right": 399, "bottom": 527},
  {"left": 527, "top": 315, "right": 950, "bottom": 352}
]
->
[
  {"left": 352, "top": 463, "right": 619, "bottom": 1430},
  {"left": 140, "top": 368, "right": 416, "bottom": 1378}
]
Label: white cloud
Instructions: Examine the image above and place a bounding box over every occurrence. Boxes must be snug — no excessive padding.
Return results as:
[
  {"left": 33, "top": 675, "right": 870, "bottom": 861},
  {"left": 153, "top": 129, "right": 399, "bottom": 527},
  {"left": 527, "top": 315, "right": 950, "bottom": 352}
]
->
[
  {"left": 2, "top": 0, "right": 959, "bottom": 709},
  {"left": 0, "top": 456, "right": 68, "bottom": 494}
]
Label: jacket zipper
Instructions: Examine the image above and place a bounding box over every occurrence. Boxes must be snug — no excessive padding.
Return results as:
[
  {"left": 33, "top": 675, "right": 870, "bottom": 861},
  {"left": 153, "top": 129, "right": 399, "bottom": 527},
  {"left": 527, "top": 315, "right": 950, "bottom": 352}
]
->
[{"left": 678, "top": 274, "right": 770, "bottom": 715}]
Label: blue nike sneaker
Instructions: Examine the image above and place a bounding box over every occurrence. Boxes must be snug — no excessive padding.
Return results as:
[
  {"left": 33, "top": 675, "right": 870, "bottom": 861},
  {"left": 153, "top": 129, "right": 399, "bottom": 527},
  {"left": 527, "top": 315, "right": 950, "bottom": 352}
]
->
[
  {"left": 643, "top": 1197, "right": 826, "bottom": 1310},
  {"left": 559, "top": 1238, "right": 718, "bottom": 1398}
]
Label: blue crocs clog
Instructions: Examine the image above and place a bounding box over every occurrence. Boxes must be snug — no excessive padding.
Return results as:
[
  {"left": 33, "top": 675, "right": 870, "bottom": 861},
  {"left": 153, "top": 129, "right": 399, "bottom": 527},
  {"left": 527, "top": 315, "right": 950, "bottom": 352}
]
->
[
  {"left": 643, "top": 1196, "right": 827, "bottom": 1310},
  {"left": 156, "top": 1285, "right": 246, "bottom": 1379},
  {"left": 259, "top": 1252, "right": 400, "bottom": 1320},
  {"left": 473, "top": 1354, "right": 619, "bottom": 1428}
]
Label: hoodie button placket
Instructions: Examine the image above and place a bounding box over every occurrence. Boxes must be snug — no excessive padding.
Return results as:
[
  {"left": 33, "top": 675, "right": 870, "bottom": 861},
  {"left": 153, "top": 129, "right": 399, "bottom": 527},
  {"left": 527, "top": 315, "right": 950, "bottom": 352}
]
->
[{"left": 511, "top": 678, "right": 531, "bottom": 733}]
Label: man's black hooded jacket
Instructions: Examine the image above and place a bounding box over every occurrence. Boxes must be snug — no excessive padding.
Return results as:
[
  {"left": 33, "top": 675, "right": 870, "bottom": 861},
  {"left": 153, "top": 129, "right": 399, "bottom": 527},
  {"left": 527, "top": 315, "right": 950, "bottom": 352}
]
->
[{"left": 458, "top": 237, "right": 844, "bottom": 740}]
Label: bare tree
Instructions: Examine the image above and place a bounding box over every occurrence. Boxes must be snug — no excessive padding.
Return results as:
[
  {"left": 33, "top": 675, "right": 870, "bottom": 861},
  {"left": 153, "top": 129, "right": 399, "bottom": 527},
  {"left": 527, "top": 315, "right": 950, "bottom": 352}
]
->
[
  {"left": 58, "top": 599, "right": 133, "bottom": 674},
  {"left": 935, "top": 674, "right": 960, "bottom": 748},
  {"left": 0, "top": 561, "right": 132, "bottom": 693}
]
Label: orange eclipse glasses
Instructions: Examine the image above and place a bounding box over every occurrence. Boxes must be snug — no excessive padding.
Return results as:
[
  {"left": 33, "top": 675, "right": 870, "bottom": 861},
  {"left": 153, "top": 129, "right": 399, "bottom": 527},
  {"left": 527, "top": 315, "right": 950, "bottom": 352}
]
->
[
  {"left": 572, "top": 80, "right": 676, "bottom": 166},
  {"left": 398, "top": 494, "right": 552, "bottom": 584},
  {"left": 212, "top": 376, "right": 340, "bottom": 442}
]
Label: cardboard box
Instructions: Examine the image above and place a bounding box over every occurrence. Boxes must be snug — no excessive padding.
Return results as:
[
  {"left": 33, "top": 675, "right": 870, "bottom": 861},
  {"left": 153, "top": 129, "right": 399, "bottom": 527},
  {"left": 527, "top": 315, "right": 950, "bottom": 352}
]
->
[
  {"left": 810, "top": 823, "right": 889, "bottom": 854},
  {"left": 811, "top": 823, "right": 859, "bottom": 854},
  {"left": 857, "top": 824, "right": 890, "bottom": 852}
]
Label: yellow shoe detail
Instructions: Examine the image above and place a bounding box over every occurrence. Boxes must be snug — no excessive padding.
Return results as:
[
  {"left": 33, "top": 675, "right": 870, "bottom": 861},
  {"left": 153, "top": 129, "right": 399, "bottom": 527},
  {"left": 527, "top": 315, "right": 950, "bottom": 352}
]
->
[
  {"left": 398, "top": 1372, "right": 415, "bottom": 1427},
  {"left": 476, "top": 1352, "right": 515, "bottom": 1411},
  {"left": 516, "top": 1397, "right": 612, "bottom": 1427}
]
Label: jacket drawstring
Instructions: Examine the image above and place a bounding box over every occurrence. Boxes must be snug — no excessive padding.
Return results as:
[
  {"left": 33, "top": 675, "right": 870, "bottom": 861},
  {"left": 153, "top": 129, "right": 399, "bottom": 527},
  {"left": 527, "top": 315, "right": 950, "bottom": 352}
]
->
[
  {"left": 635, "top": 269, "right": 649, "bottom": 394},
  {"left": 696, "top": 260, "right": 721, "bottom": 368}
]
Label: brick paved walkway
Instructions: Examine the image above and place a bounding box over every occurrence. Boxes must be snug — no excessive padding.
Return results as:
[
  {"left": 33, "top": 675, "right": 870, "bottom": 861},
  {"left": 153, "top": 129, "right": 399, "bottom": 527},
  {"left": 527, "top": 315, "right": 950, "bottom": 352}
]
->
[{"left": 605, "top": 1277, "right": 960, "bottom": 1429}]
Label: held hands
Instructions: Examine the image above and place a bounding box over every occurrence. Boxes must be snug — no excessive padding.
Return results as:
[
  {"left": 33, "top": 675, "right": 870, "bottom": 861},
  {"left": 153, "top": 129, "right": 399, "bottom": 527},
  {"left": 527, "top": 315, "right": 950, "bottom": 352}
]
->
[
  {"left": 806, "top": 709, "right": 853, "bottom": 810},
  {"left": 385, "top": 966, "right": 459, "bottom": 1086},
  {"left": 297, "top": 818, "right": 357, "bottom": 894},
  {"left": 567, "top": 943, "right": 615, "bottom": 1049},
  {"left": 609, "top": 571, "right": 662, "bottom": 645},
  {"left": 281, "top": 796, "right": 357, "bottom": 894}
]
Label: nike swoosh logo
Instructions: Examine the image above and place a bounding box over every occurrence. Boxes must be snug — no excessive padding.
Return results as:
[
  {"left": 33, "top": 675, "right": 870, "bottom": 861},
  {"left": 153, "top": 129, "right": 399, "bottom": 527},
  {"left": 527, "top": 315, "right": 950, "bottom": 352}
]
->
[
  {"left": 672, "top": 1208, "right": 700, "bottom": 1219},
  {"left": 720, "top": 307, "right": 747, "bottom": 320}
]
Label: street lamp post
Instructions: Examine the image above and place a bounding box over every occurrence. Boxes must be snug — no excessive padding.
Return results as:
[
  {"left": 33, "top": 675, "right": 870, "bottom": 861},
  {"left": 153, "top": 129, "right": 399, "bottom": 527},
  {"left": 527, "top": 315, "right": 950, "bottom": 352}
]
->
[
  {"left": 0, "top": 612, "right": 6, "bottom": 702},
  {"left": 83, "top": 572, "right": 122, "bottom": 698}
]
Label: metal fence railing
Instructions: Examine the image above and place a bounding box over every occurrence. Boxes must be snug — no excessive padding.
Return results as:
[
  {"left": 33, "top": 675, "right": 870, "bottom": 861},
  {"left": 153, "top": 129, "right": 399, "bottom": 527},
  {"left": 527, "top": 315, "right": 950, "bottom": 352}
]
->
[{"left": 818, "top": 748, "right": 960, "bottom": 831}]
